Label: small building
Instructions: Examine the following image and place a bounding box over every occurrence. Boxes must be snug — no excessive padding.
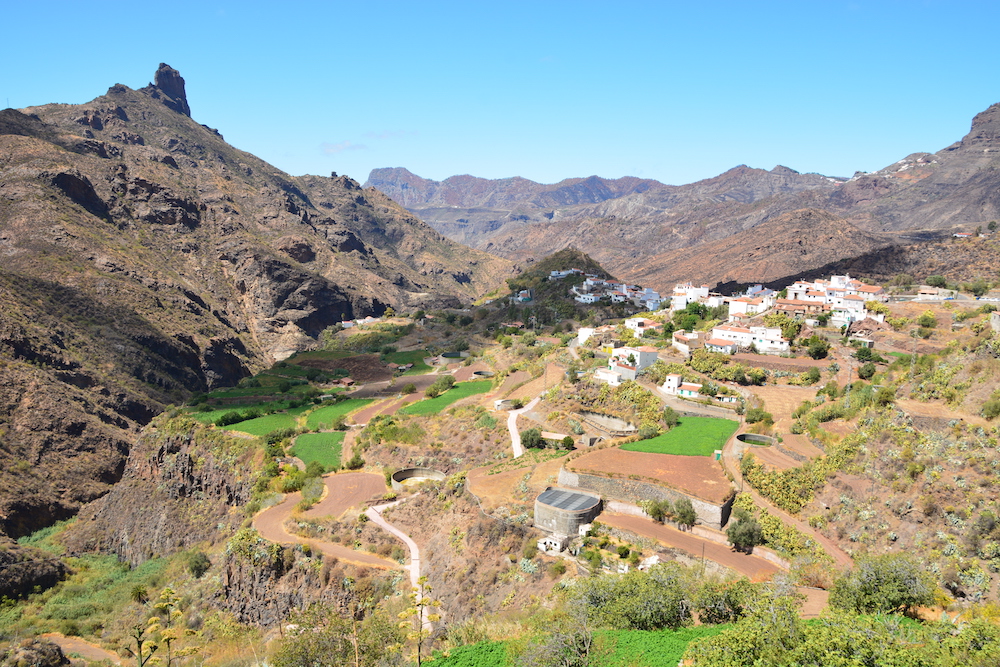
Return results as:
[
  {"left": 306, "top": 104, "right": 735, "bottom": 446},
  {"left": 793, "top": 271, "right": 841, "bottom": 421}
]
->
[
  {"left": 534, "top": 487, "right": 603, "bottom": 538},
  {"left": 704, "top": 337, "right": 738, "bottom": 354}
]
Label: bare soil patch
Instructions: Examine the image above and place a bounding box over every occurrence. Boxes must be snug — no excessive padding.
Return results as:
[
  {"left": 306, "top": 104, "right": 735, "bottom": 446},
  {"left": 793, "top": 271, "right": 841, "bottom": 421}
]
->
[
  {"left": 304, "top": 472, "right": 387, "bottom": 519},
  {"left": 750, "top": 445, "right": 800, "bottom": 471},
  {"left": 896, "top": 398, "right": 990, "bottom": 428},
  {"left": 297, "top": 354, "right": 393, "bottom": 383},
  {"left": 751, "top": 385, "right": 817, "bottom": 422},
  {"left": 780, "top": 433, "right": 824, "bottom": 459},
  {"left": 41, "top": 633, "right": 120, "bottom": 664},
  {"left": 253, "top": 472, "right": 396, "bottom": 569},
  {"left": 453, "top": 362, "right": 489, "bottom": 382},
  {"left": 568, "top": 448, "right": 733, "bottom": 503},
  {"left": 497, "top": 370, "right": 530, "bottom": 395},
  {"left": 798, "top": 588, "right": 829, "bottom": 618}
]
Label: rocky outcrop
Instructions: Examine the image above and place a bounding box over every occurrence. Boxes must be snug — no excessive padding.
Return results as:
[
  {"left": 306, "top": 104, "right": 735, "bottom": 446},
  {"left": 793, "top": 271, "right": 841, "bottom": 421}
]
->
[
  {"left": 0, "top": 540, "right": 71, "bottom": 599},
  {"left": 63, "top": 418, "right": 254, "bottom": 566},
  {"left": 149, "top": 62, "right": 191, "bottom": 117},
  {"left": 0, "top": 639, "right": 70, "bottom": 667}
]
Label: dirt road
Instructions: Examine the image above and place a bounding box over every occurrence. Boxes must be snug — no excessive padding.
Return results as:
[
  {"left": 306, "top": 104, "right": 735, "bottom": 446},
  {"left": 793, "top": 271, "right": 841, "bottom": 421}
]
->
[
  {"left": 602, "top": 513, "right": 782, "bottom": 580},
  {"left": 40, "top": 633, "right": 121, "bottom": 664},
  {"left": 508, "top": 397, "right": 541, "bottom": 458},
  {"left": 254, "top": 472, "right": 399, "bottom": 569}
]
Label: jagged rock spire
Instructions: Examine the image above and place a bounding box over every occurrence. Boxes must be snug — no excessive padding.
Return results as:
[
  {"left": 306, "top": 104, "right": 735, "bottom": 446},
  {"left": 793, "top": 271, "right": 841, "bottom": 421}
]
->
[{"left": 152, "top": 63, "right": 190, "bottom": 117}]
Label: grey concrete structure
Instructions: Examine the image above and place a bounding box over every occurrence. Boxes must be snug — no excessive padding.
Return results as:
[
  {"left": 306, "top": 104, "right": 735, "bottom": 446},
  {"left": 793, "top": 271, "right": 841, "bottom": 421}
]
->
[{"left": 534, "top": 487, "right": 602, "bottom": 536}]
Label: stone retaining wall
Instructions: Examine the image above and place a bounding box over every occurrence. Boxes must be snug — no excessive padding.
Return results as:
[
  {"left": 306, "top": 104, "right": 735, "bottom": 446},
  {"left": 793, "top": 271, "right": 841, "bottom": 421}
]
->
[{"left": 559, "top": 468, "right": 733, "bottom": 530}]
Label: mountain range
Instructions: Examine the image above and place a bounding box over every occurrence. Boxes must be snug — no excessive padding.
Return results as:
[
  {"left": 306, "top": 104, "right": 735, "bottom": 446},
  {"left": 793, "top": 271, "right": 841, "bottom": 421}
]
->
[
  {"left": 366, "top": 103, "right": 1000, "bottom": 292},
  {"left": 0, "top": 64, "right": 511, "bottom": 538}
]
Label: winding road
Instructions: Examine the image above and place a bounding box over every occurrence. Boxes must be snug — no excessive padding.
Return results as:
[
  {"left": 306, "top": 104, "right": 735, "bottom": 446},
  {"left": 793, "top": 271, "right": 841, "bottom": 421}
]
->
[
  {"left": 507, "top": 397, "right": 541, "bottom": 458},
  {"left": 253, "top": 472, "right": 400, "bottom": 569}
]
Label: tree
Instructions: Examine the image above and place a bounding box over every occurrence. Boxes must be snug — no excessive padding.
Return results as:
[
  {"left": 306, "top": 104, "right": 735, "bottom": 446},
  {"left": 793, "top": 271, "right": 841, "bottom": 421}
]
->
[
  {"left": 674, "top": 497, "right": 697, "bottom": 529},
  {"left": 571, "top": 563, "right": 693, "bottom": 631},
  {"left": 662, "top": 406, "right": 679, "bottom": 429},
  {"left": 185, "top": 551, "right": 211, "bottom": 579},
  {"left": 561, "top": 435, "right": 575, "bottom": 449},
  {"left": 917, "top": 311, "right": 937, "bottom": 328},
  {"left": 857, "top": 362, "right": 876, "bottom": 380},
  {"left": 694, "top": 577, "right": 761, "bottom": 624},
  {"left": 726, "top": 514, "right": 763, "bottom": 553},
  {"left": 829, "top": 553, "right": 936, "bottom": 615},
  {"left": 926, "top": 275, "right": 947, "bottom": 288},
  {"left": 521, "top": 428, "right": 544, "bottom": 449},
  {"left": 805, "top": 336, "right": 830, "bottom": 360},
  {"left": 683, "top": 594, "right": 803, "bottom": 666}
]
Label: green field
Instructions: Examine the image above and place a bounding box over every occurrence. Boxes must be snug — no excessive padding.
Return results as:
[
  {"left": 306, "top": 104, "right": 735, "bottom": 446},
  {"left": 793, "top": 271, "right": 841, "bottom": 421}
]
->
[
  {"left": 306, "top": 398, "right": 374, "bottom": 429},
  {"left": 430, "top": 627, "right": 728, "bottom": 666},
  {"left": 291, "top": 432, "right": 345, "bottom": 469},
  {"left": 226, "top": 405, "right": 313, "bottom": 436},
  {"left": 621, "top": 416, "right": 738, "bottom": 456},
  {"left": 190, "top": 400, "right": 300, "bottom": 424},
  {"left": 399, "top": 380, "right": 492, "bottom": 416}
]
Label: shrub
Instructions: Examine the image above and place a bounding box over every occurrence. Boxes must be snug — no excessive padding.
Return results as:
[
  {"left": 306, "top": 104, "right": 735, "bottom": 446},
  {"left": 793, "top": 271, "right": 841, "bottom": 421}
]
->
[
  {"left": 344, "top": 452, "right": 365, "bottom": 470},
  {"left": 917, "top": 311, "right": 937, "bottom": 328},
  {"left": 401, "top": 383, "right": 416, "bottom": 394},
  {"left": 185, "top": 551, "right": 212, "bottom": 579},
  {"left": 521, "top": 428, "right": 543, "bottom": 449},
  {"left": 727, "top": 516, "right": 764, "bottom": 553},
  {"left": 926, "top": 275, "right": 947, "bottom": 288},
  {"left": 745, "top": 408, "right": 773, "bottom": 425},
  {"left": 857, "top": 362, "right": 876, "bottom": 380}
]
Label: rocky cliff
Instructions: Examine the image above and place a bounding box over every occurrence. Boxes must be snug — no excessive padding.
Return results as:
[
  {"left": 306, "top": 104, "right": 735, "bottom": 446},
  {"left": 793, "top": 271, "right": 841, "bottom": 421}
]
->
[{"left": 0, "top": 65, "right": 512, "bottom": 538}]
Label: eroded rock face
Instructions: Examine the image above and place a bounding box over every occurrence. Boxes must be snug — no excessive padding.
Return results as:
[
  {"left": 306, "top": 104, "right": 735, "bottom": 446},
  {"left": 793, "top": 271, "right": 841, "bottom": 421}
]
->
[
  {"left": 0, "top": 540, "right": 71, "bottom": 599},
  {"left": 63, "top": 424, "right": 253, "bottom": 567}
]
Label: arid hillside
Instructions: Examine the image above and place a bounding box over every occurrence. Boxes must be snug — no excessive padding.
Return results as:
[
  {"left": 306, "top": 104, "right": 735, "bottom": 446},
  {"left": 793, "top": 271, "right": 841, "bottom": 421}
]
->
[{"left": 0, "top": 64, "right": 512, "bottom": 538}]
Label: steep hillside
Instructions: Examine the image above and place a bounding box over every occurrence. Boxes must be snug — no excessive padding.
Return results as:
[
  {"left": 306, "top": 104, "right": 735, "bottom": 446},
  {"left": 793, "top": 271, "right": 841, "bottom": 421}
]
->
[
  {"left": 828, "top": 103, "right": 1000, "bottom": 231},
  {"left": 625, "top": 208, "right": 894, "bottom": 292},
  {"left": 0, "top": 64, "right": 511, "bottom": 538}
]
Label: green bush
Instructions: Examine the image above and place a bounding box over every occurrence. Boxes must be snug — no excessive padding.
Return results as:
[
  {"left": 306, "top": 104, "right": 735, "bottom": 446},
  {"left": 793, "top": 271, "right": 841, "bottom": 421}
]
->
[{"left": 186, "top": 551, "right": 211, "bottom": 579}]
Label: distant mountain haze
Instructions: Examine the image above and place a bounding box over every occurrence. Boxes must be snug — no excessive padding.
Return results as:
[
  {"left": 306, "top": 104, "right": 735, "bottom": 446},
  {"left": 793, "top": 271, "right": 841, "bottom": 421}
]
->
[{"left": 367, "top": 102, "right": 1000, "bottom": 292}]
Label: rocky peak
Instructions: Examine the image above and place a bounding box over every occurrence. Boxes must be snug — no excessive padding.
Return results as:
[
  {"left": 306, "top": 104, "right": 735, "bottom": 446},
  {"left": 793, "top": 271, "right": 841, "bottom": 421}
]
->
[
  {"left": 961, "top": 102, "right": 1000, "bottom": 148},
  {"left": 148, "top": 62, "right": 191, "bottom": 117}
]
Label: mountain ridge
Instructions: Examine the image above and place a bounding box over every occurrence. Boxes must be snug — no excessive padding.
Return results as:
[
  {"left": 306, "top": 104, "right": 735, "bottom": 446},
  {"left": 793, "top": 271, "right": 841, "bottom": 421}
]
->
[{"left": 0, "top": 65, "right": 512, "bottom": 538}]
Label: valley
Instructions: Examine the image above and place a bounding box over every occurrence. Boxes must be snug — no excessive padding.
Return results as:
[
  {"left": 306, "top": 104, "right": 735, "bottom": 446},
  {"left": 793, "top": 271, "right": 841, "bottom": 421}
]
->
[{"left": 4, "top": 65, "right": 1000, "bottom": 667}]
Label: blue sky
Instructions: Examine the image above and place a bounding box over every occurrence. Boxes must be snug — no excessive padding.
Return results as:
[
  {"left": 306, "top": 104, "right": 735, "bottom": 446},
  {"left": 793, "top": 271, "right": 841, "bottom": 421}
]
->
[{"left": 3, "top": 1, "right": 997, "bottom": 185}]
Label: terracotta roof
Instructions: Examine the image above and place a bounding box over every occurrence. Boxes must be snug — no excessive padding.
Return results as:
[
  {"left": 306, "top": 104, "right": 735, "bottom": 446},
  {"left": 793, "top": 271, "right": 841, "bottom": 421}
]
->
[
  {"left": 715, "top": 325, "right": 751, "bottom": 334},
  {"left": 679, "top": 383, "right": 703, "bottom": 391},
  {"left": 706, "top": 338, "right": 737, "bottom": 347}
]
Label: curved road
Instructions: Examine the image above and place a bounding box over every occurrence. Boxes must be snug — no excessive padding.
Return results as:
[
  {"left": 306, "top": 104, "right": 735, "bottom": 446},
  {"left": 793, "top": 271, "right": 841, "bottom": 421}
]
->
[
  {"left": 253, "top": 473, "right": 399, "bottom": 569},
  {"left": 366, "top": 500, "right": 432, "bottom": 632},
  {"left": 507, "top": 397, "right": 541, "bottom": 458}
]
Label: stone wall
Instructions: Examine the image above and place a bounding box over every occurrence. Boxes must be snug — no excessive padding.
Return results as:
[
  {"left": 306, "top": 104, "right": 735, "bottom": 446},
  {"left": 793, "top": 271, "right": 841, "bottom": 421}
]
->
[{"left": 558, "top": 468, "right": 733, "bottom": 530}]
